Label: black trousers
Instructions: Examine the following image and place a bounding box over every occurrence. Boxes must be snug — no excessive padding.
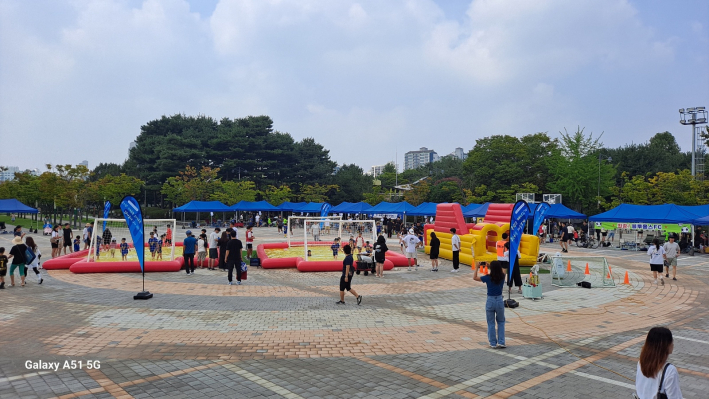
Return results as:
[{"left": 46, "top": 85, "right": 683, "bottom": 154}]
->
[
  {"left": 452, "top": 251, "right": 460, "bottom": 270},
  {"left": 507, "top": 258, "right": 522, "bottom": 287},
  {"left": 227, "top": 260, "right": 242, "bottom": 282},
  {"left": 184, "top": 254, "right": 195, "bottom": 273}
]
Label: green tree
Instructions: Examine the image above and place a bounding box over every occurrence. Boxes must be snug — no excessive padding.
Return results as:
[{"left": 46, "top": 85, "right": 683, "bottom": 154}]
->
[
  {"left": 90, "top": 162, "right": 124, "bottom": 182},
  {"left": 363, "top": 186, "right": 387, "bottom": 205},
  {"left": 262, "top": 185, "right": 293, "bottom": 206},
  {"left": 160, "top": 166, "right": 220, "bottom": 206},
  {"left": 428, "top": 178, "right": 465, "bottom": 203},
  {"left": 298, "top": 184, "right": 338, "bottom": 203},
  {"left": 605, "top": 132, "right": 691, "bottom": 177},
  {"left": 210, "top": 180, "right": 257, "bottom": 204},
  {"left": 403, "top": 179, "right": 430, "bottom": 206},
  {"left": 330, "top": 164, "right": 374, "bottom": 203},
  {"left": 90, "top": 174, "right": 144, "bottom": 205}
]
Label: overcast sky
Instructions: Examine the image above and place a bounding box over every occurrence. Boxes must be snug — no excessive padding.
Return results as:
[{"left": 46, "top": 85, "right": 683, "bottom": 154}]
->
[{"left": 1, "top": 0, "right": 708, "bottom": 173}]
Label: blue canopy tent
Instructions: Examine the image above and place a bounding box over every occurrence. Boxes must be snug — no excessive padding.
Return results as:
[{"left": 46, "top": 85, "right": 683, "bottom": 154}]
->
[
  {"left": 277, "top": 202, "right": 306, "bottom": 212},
  {"left": 409, "top": 202, "right": 449, "bottom": 217},
  {"left": 461, "top": 203, "right": 482, "bottom": 214},
  {"left": 463, "top": 202, "right": 491, "bottom": 218},
  {"left": 589, "top": 203, "right": 702, "bottom": 224},
  {"left": 338, "top": 202, "right": 373, "bottom": 214},
  {"left": 230, "top": 200, "right": 279, "bottom": 212},
  {"left": 530, "top": 203, "right": 586, "bottom": 220},
  {"left": 0, "top": 198, "right": 39, "bottom": 214},
  {"left": 368, "top": 201, "right": 417, "bottom": 216},
  {"left": 173, "top": 200, "right": 230, "bottom": 212},
  {"left": 330, "top": 202, "right": 353, "bottom": 213},
  {"left": 293, "top": 202, "right": 326, "bottom": 213}
]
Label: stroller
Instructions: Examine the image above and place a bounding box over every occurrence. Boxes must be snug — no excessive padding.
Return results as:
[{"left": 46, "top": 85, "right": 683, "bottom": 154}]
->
[
  {"left": 355, "top": 254, "right": 375, "bottom": 276},
  {"left": 43, "top": 223, "right": 53, "bottom": 236}
]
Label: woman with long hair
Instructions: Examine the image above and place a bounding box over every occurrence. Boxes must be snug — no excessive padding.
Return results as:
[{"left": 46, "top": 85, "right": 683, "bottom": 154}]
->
[
  {"left": 429, "top": 232, "right": 440, "bottom": 272},
  {"left": 474, "top": 260, "right": 506, "bottom": 348},
  {"left": 635, "top": 327, "right": 682, "bottom": 398},
  {"left": 373, "top": 235, "right": 388, "bottom": 278},
  {"left": 218, "top": 230, "right": 230, "bottom": 271},
  {"left": 648, "top": 238, "right": 666, "bottom": 286},
  {"left": 24, "top": 237, "right": 43, "bottom": 284}
]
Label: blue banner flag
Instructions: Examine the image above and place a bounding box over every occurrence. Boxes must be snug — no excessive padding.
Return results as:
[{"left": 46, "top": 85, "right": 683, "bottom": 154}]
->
[
  {"left": 320, "top": 203, "right": 331, "bottom": 229},
  {"left": 508, "top": 200, "right": 530, "bottom": 283},
  {"left": 102, "top": 201, "right": 111, "bottom": 232},
  {"left": 532, "top": 202, "right": 550, "bottom": 237},
  {"left": 120, "top": 196, "right": 145, "bottom": 273}
]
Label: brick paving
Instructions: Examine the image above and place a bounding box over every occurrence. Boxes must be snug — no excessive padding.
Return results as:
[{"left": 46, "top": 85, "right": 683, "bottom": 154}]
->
[{"left": 0, "top": 227, "right": 708, "bottom": 398}]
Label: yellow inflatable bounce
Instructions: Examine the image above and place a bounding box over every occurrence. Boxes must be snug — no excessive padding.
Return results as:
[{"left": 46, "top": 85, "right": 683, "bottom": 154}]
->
[{"left": 424, "top": 203, "right": 539, "bottom": 267}]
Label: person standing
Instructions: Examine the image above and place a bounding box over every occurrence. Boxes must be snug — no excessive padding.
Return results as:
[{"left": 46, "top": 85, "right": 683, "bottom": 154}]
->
[
  {"left": 8, "top": 236, "right": 27, "bottom": 287},
  {"left": 496, "top": 233, "right": 509, "bottom": 271},
  {"left": 82, "top": 223, "right": 92, "bottom": 250},
  {"left": 197, "top": 234, "right": 207, "bottom": 268},
  {"left": 245, "top": 225, "right": 255, "bottom": 259},
  {"left": 218, "top": 230, "right": 230, "bottom": 271},
  {"left": 474, "top": 260, "right": 506, "bottom": 349},
  {"left": 165, "top": 224, "right": 173, "bottom": 245},
  {"left": 24, "top": 237, "right": 43, "bottom": 284},
  {"left": 635, "top": 327, "right": 682, "bottom": 399},
  {"left": 373, "top": 235, "right": 388, "bottom": 278},
  {"left": 450, "top": 228, "right": 460, "bottom": 273},
  {"left": 429, "top": 232, "right": 440, "bottom": 272},
  {"left": 403, "top": 229, "right": 420, "bottom": 271},
  {"left": 183, "top": 230, "right": 197, "bottom": 275},
  {"left": 558, "top": 222, "right": 567, "bottom": 253},
  {"left": 505, "top": 241, "right": 523, "bottom": 294},
  {"left": 277, "top": 217, "right": 283, "bottom": 233},
  {"left": 51, "top": 225, "right": 61, "bottom": 258},
  {"left": 62, "top": 223, "right": 73, "bottom": 255},
  {"left": 386, "top": 218, "right": 393, "bottom": 239},
  {"left": 208, "top": 228, "right": 220, "bottom": 270},
  {"left": 335, "top": 244, "right": 362, "bottom": 305},
  {"left": 224, "top": 230, "right": 244, "bottom": 285},
  {"left": 648, "top": 238, "right": 666, "bottom": 286},
  {"left": 663, "top": 234, "right": 680, "bottom": 281},
  {"left": 311, "top": 222, "right": 320, "bottom": 242},
  {"left": 566, "top": 223, "right": 575, "bottom": 249}
]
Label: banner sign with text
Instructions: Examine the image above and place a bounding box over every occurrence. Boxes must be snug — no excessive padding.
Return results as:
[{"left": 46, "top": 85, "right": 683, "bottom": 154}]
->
[
  {"left": 508, "top": 200, "right": 530, "bottom": 284},
  {"left": 102, "top": 201, "right": 111, "bottom": 232},
  {"left": 532, "top": 202, "right": 550, "bottom": 236},
  {"left": 595, "top": 222, "right": 684, "bottom": 232},
  {"left": 320, "top": 203, "right": 331, "bottom": 228},
  {"left": 120, "top": 196, "right": 145, "bottom": 273}
]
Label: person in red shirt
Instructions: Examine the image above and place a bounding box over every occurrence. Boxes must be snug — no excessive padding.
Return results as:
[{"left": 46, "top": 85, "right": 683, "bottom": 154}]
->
[{"left": 245, "top": 225, "right": 255, "bottom": 259}]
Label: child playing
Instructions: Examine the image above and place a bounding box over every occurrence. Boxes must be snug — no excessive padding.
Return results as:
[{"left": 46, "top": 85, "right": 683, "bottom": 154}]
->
[
  {"left": 196, "top": 233, "right": 206, "bottom": 266},
  {"left": 307, "top": 249, "right": 312, "bottom": 257},
  {"left": 110, "top": 238, "right": 117, "bottom": 258},
  {"left": 246, "top": 225, "right": 254, "bottom": 259},
  {"left": 0, "top": 247, "right": 7, "bottom": 289},
  {"left": 355, "top": 232, "right": 365, "bottom": 253},
  {"left": 157, "top": 234, "right": 164, "bottom": 261},
  {"left": 148, "top": 232, "right": 158, "bottom": 259},
  {"left": 349, "top": 235, "right": 356, "bottom": 252},
  {"left": 331, "top": 238, "right": 341, "bottom": 259},
  {"left": 73, "top": 235, "right": 81, "bottom": 252},
  {"left": 120, "top": 238, "right": 129, "bottom": 261}
]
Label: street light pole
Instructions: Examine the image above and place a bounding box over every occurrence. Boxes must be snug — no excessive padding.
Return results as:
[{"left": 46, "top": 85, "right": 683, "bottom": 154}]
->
[{"left": 679, "top": 107, "right": 708, "bottom": 178}]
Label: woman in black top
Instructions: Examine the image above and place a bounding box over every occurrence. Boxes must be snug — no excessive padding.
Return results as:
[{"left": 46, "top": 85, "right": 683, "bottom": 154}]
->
[
  {"left": 373, "top": 235, "right": 388, "bottom": 278},
  {"left": 429, "top": 232, "right": 440, "bottom": 272},
  {"left": 218, "top": 231, "right": 229, "bottom": 270},
  {"left": 8, "top": 236, "right": 27, "bottom": 287}
]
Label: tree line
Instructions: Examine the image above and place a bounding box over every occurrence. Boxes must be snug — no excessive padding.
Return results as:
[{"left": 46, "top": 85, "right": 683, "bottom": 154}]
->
[{"left": 2, "top": 113, "right": 708, "bottom": 218}]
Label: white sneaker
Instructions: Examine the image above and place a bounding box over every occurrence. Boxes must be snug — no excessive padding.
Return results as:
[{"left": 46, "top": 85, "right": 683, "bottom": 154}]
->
[
  {"left": 451, "top": 269, "right": 458, "bottom": 273},
  {"left": 408, "top": 267, "right": 412, "bottom": 271},
  {"left": 237, "top": 281, "right": 241, "bottom": 285},
  {"left": 653, "top": 279, "right": 658, "bottom": 284},
  {"left": 228, "top": 281, "right": 232, "bottom": 285}
]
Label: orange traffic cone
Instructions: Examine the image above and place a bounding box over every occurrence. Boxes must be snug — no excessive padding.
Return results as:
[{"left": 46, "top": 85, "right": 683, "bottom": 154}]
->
[
  {"left": 584, "top": 263, "right": 590, "bottom": 275},
  {"left": 483, "top": 264, "right": 488, "bottom": 274},
  {"left": 623, "top": 271, "right": 630, "bottom": 285},
  {"left": 606, "top": 265, "right": 612, "bottom": 279},
  {"left": 566, "top": 260, "right": 572, "bottom": 272}
]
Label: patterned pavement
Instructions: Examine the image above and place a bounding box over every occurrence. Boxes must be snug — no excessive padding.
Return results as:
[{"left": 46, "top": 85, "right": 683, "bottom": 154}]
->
[{"left": 1, "top": 227, "right": 708, "bottom": 398}]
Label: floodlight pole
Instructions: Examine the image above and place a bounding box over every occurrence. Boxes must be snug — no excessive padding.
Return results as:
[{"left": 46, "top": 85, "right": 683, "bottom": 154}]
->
[{"left": 679, "top": 107, "right": 708, "bottom": 178}]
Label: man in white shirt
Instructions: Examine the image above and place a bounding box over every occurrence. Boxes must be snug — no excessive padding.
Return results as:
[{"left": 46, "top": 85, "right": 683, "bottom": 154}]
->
[
  {"left": 566, "top": 223, "right": 575, "bottom": 247},
  {"left": 450, "top": 228, "right": 461, "bottom": 272},
  {"left": 663, "top": 233, "right": 680, "bottom": 281},
  {"left": 403, "top": 229, "right": 421, "bottom": 271},
  {"left": 311, "top": 222, "right": 321, "bottom": 242},
  {"left": 208, "top": 227, "right": 220, "bottom": 270}
]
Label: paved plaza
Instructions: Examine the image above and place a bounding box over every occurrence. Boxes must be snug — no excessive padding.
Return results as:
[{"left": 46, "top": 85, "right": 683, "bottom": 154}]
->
[{"left": 1, "top": 226, "right": 708, "bottom": 398}]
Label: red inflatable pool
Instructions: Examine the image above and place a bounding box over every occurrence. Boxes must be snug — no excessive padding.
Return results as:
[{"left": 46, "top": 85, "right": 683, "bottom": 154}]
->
[{"left": 257, "top": 242, "right": 409, "bottom": 272}]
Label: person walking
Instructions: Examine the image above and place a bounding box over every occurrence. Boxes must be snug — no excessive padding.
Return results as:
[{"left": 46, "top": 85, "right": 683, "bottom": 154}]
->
[
  {"left": 648, "top": 238, "right": 666, "bottom": 286},
  {"left": 245, "top": 225, "right": 255, "bottom": 259},
  {"left": 663, "top": 234, "right": 680, "bottom": 281},
  {"left": 373, "top": 235, "right": 388, "bottom": 278},
  {"left": 635, "top": 327, "right": 682, "bottom": 399},
  {"left": 403, "top": 228, "right": 420, "bottom": 271},
  {"left": 335, "top": 244, "right": 362, "bottom": 305},
  {"left": 183, "top": 230, "right": 197, "bottom": 275},
  {"left": 566, "top": 223, "right": 575, "bottom": 248},
  {"left": 8, "top": 236, "right": 27, "bottom": 287},
  {"left": 224, "top": 230, "right": 244, "bottom": 285},
  {"left": 24, "top": 237, "right": 43, "bottom": 284},
  {"left": 450, "top": 228, "right": 460, "bottom": 272},
  {"left": 558, "top": 222, "right": 568, "bottom": 253},
  {"left": 473, "top": 260, "right": 506, "bottom": 349},
  {"left": 429, "top": 232, "right": 440, "bottom": 272},
  {"left": 218, "top": 230, "right": 229, "bottom": 271},
  {"left": 62, "top": 223, "right": 73, "bottom": 255}
]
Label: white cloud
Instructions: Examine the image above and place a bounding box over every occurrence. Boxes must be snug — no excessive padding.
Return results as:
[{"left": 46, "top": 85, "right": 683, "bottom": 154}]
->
[{"left": 0, "top": 0, "right": 703, "bottom": 173}]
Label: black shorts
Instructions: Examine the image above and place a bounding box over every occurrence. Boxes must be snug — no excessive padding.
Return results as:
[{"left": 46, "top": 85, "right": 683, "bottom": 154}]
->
[
  {"left": 430, "top": 253, "right": 438, "bottom": 260},
  {"left": 339, "top": 275, "right": 353, "bottom": 291},
  {"left": 246, "top": 243, "right": 253, "bottom": 249},
  {"left": 650, "top": 263, "right": 664, "bottom": 272},
  {"left": 51, "top": 243, "right": 58, "bottom": 249},
  {"left": 601, "top": 232, "right": 608, "bottom": 237},
  {"left": 0, "top": 267, "right": 6, "bottom": 277},
  {"left": 64, "top": 240, "right": 72, "bottom": 247},
  {"left": 209, "top": 248, "right": 218, "bottom": 259}
]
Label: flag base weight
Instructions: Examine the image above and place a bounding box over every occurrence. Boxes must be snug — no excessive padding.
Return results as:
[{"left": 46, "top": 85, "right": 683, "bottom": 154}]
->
[
  {"left": 504, "top": 299, "right": 519, "bottom": 308},
  {"left": 133, "top": 291, "right": 153, "bottom": 300}
]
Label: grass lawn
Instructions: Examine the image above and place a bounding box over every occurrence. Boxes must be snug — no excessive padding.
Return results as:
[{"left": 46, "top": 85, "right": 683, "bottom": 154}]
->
[
  {"left": 0, "top": 214, "right": 95, "bottom": 229},
  {"left": 519, "top": 265, "right": 550, "bottom": 274}
]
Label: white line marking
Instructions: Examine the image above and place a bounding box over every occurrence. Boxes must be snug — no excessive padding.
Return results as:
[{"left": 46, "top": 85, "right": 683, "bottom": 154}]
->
[
  {"left": 0, "top": 370, "right": 53, "bottom": 384},
  {"left": 569, "top": 371, "right": 635, "bottom": 389},
  {"left": 674, "top": 335, "right": 709, "bottom": 345}
]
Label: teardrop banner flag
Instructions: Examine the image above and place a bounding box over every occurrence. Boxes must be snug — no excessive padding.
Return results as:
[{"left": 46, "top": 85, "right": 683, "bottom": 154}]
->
[
  {"left": 102, "top": 201, "right": 111, "bottom": 232},
  {"left": 532, "top": 202, "right": 550, "bottom": 236},
  {"left": 320, "top": 203, "right": 331, "bottom": 229},
  {"left": 120, "top": 196, "right": 152, "bottom": 299},
  {"left": 508, "top": 200, "right": 531, "bottom": 284}
]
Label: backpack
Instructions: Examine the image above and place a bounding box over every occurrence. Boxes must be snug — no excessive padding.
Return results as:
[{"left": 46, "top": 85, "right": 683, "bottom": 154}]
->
[{"left": 25, "top": 247, "right": 36, "bottom": 265}]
